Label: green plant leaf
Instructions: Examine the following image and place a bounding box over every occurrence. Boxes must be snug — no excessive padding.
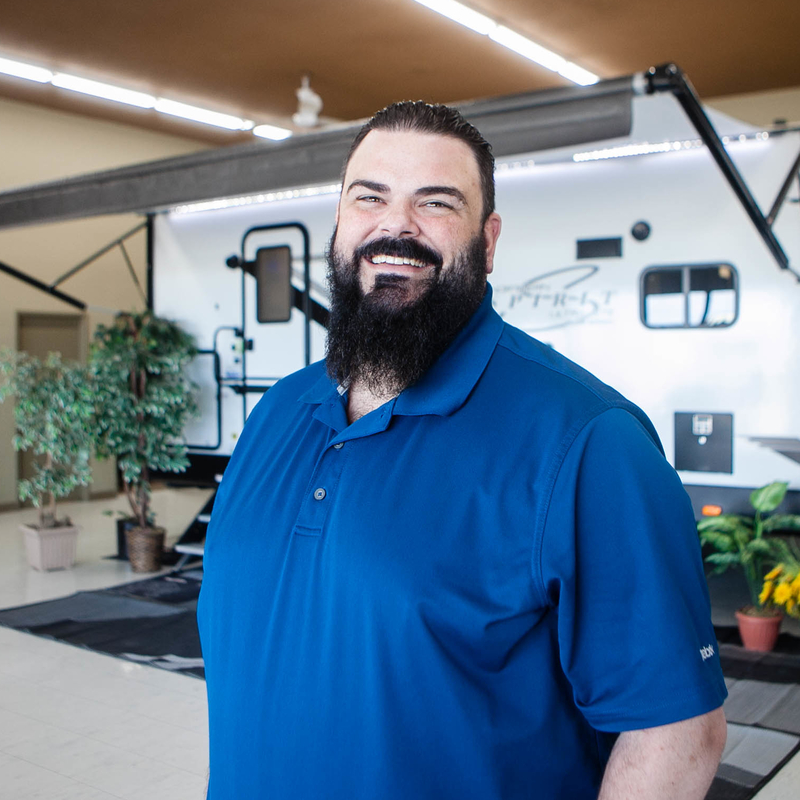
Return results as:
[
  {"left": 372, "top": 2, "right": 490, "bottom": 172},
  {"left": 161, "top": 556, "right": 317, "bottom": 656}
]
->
[
  {"left": 750, "top": 481, "right": 788, "bottom": 514},
  {"left": 697, "top": 515, "right": 752, "bottom": 535},
  {"left": 698, "top": 530, "right": 736, "bottom": 552},
  {"left": 705, "top": 552, "right": 742, "bottom": 567},
  {"left": 762, "top": 515, "right": 800, "bottom": 532}
]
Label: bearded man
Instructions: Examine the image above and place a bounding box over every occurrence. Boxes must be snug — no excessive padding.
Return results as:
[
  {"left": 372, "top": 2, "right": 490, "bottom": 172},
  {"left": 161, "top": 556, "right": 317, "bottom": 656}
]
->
[{"left": 198, "top": 102, "right": 727, "bottom": 799}]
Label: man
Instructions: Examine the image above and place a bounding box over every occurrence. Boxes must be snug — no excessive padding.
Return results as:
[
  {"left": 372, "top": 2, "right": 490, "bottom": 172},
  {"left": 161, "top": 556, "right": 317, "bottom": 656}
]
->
[{"left": 198, "top": 102, "right": 727, "bottom": 799}]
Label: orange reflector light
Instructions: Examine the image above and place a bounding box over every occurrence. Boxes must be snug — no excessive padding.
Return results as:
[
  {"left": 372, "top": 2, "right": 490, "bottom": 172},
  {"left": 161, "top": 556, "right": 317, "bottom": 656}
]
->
[{"left": 701, "top": 505, "right": 723, "bottom": 517}]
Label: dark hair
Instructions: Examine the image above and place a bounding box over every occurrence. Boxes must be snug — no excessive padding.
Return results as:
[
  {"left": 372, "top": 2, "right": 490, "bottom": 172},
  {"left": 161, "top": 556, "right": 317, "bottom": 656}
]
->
[{"left": 342, "top": 101, "right": 495, "bottom": 222}]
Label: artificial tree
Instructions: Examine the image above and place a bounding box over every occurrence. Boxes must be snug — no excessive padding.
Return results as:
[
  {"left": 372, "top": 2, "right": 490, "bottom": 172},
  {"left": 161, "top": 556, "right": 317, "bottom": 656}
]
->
[
  {"left": 0, "top": 350, "right": 93, "bottom": 569},
  {"left": 89, "top": 311, "right": 197, "bottom": 569}
]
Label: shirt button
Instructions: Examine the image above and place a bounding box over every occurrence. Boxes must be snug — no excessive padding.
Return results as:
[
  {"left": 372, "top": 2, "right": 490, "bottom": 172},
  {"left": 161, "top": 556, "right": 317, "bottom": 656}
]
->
[
  {"left": 333, "top": 442, "right": 344, "bottom": 450},
  {"left": 313, "top": 488, "right": 327, "bottom": 501}
]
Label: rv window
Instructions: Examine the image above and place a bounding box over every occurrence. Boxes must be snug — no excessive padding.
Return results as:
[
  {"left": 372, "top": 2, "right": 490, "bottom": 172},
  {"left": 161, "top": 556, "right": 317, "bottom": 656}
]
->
[{"left": 641, "top": 265, "right": 738, "bottom": 329}]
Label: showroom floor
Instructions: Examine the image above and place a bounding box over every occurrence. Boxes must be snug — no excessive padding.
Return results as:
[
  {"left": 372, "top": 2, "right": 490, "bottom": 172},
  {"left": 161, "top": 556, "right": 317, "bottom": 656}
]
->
[
  {"left": 0, "top": 488, "right": 212, "bottom": 800},
  {"left": 0, "top": 488, "right": 798, "bottom": 800}
]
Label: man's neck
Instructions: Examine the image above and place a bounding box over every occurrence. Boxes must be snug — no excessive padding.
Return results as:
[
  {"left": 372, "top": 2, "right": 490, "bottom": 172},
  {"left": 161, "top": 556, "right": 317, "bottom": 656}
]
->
[{"left": 346, "top": 381, "right": 400, "bottom": 424}]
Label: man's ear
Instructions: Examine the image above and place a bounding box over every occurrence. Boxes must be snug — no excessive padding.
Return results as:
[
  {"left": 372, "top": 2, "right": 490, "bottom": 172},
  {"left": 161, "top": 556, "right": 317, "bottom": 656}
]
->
[{"left": 482, "top": 213, "right": 502, "bottom": 275}]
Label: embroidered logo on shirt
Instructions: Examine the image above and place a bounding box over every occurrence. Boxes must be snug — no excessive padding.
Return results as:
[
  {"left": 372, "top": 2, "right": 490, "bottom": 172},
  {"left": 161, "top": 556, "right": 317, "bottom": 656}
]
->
[{"left": 700, "top": 644, "right": 715, "bottom": 661}]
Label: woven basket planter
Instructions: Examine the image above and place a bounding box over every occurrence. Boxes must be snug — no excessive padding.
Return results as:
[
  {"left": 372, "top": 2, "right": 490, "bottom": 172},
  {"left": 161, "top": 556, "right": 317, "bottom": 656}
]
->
[
  {"left": 125, "top": 526, "right": 166, "bottom": 573},
  {"left": 20, "top": 523, "right": 79, "bottom": 571}
]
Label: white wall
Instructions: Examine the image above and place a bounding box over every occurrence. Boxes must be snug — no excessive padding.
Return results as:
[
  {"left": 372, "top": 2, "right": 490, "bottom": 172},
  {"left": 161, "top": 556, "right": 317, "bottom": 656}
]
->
[
  {"left": 706, "top": 86, "right": 800, "bottom": 128},
  {"left": 0, "top": 97, "right": 211, "bottom": 507}
]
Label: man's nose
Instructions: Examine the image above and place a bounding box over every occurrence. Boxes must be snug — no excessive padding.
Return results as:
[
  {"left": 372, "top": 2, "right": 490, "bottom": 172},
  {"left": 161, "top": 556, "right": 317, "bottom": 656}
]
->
[{"left": 380, "top": 201, "right": 419, "bottom": 238}]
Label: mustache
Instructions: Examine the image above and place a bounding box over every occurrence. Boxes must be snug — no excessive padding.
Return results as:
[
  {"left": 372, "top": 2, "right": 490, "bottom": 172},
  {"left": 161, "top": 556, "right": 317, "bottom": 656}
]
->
[{"left": 354, "top": 237, "right": 443, "bottom": 270}]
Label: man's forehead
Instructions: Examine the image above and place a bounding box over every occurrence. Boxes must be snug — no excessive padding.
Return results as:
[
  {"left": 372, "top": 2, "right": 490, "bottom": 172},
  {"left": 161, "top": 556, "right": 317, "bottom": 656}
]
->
[{"left": 343, "top": 129, "right": 481, "bottom": 189}]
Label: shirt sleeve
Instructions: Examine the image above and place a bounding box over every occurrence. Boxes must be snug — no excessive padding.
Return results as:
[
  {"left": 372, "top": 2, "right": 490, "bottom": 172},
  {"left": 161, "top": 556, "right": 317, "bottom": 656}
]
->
[{"left": 538, "top": 406, "right": 728, "bottom": 732}]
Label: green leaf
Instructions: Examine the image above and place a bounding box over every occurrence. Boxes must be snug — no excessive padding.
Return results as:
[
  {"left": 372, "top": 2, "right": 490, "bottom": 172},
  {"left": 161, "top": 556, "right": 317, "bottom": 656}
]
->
[
  {"left": 762, "top": 515, "right": 800, "bottom": 532},
  {"left": 699, "top": 530, "right": 736, "bottom": 552},
  {"left": 705, "top": 552, "right": 742, "bottom": 567},
  {"left": 697, "top": 515, "right": 752, "bottom": 535},
  {"left": 750, "top": 481, "right": 788, "bottom": 514}
]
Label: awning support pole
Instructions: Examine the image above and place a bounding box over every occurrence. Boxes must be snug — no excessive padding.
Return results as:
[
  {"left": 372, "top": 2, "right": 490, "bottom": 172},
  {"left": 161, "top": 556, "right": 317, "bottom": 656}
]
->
[{"left": 645, "top": 63, "right": 798, "bottom": 280}]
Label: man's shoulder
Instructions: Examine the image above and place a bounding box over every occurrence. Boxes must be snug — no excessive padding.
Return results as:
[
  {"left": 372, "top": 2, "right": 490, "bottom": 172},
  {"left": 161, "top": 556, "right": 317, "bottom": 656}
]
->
[
  {"left": 269, "top": 360, "right": 329, "bottom": 398},
  {"left": 486, "top": 321, "right": 660, "bottom": 446},
  {"left": 246, "top": 360, "right": 330, "bottom": 422},
  {"left": 493, "top": 323, "right": 626, "bottom": 408}
]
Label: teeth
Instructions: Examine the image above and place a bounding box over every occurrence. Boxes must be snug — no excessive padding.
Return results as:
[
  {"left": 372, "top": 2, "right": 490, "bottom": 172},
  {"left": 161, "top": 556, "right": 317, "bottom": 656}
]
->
[{"left": 370, "top": 254, "right": 427, "bottom": 268}]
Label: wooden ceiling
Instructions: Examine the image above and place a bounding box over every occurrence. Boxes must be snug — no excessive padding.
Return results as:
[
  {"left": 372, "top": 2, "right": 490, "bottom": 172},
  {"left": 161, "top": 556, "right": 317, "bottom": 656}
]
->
[{"left": 1, "top": 0, "right": 798, "bottom": 145}]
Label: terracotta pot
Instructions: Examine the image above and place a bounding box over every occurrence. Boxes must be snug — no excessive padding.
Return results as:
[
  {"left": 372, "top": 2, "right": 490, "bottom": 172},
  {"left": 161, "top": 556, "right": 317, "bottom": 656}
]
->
[
  {"left": 735, "top": 609, "right": 782, "bottom": 652},
  {"left": 19, "top": 523, "right": 79, "bottom": 571},
  {"left": 124, "top": 526, "right": 166, "bottom": 573}
]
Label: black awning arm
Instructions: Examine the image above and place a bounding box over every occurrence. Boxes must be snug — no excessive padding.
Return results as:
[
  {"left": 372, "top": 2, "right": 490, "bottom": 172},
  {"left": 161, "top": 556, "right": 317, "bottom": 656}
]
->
[
  {"left": 645, "top": 63, "right": 798, "bottom": 281},
  {"left": 766, "top": 147, "right": 800, "bottom": 228},
  {"left": 0, "top": 260, "right": 86, "bottom": 310}
]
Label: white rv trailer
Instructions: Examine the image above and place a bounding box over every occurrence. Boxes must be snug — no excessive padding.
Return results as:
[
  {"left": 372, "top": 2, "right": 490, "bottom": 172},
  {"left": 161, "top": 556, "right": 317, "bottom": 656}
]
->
[{"left": 153, "top": 86, "right": 800, "bottom": 514}]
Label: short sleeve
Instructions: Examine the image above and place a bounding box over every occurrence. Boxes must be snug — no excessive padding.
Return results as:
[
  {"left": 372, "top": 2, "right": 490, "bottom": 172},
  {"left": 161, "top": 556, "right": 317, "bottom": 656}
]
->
[{"left": 539, "top": 407, "right": 727, "bottom": 732}]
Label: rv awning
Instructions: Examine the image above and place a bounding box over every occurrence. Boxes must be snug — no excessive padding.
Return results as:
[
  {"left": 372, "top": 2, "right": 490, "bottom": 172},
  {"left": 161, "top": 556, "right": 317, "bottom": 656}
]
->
[{"left": 0, "top": 77, "right": 634, "bottom": 230}]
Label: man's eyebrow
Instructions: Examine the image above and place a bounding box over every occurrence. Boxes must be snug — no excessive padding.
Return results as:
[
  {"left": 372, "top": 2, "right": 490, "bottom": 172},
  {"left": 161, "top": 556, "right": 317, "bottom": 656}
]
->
[
  {"left": 415, "top": 185, "right": 468, "bottom": 206},
  {"left": 346, "top": 179, "right": 389, "bottom": 194}
]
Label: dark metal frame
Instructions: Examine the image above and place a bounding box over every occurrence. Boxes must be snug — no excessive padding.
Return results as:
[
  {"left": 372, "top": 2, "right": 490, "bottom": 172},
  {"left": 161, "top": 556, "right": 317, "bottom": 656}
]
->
[
  {"left": 645, "top": 64, "right": 799, "bottom": 281},
  {"left": 0, "top": 221, "right": 148, "bottom": 310},
  {"left": 639, "top": 263, "right": 740, "bottom": 329},
  {"left": 222, "top": 221, "right": 330, "bottom": 424}
]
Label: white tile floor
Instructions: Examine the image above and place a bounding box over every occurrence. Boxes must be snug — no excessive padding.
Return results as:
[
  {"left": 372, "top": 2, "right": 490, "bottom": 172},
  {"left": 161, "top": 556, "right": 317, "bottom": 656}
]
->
[
  {"left": 1, "top": 488, "right": 799, "bottom": 799},
  {"left": 0, "top": 488, "right": 212, "bottom": 800}
]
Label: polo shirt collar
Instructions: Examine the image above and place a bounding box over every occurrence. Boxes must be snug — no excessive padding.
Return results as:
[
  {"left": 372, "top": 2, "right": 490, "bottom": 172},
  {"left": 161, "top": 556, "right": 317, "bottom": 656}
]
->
[{"left": 299, "top": 285, "right": 503, "bottom": 419}]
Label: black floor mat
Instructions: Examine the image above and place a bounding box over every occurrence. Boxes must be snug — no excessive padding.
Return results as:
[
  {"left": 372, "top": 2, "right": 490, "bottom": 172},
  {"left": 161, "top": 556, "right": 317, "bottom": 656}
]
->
[{"left": 0, "top": 572, "right": 205, "bottom": 678}]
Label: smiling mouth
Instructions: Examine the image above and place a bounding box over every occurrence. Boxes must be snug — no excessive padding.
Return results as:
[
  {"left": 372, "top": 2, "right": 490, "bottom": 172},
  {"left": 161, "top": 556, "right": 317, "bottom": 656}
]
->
[{"left": 368, "top": 254, "right": 430, "bottom": 269}]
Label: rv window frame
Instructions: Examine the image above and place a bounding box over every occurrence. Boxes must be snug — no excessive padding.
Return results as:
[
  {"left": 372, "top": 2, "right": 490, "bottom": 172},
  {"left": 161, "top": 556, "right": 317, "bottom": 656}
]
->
[{"left": 639, "top": 263, "right": 739, "bottom": 329}]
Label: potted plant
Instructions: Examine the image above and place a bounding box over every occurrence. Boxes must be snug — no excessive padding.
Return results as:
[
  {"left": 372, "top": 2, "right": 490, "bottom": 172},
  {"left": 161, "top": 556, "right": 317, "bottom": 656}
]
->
[
  {"left": 0, "top": 350, "right": 93, "bottom": 570},
  {"left": 698, "top": 480, "right": 800, "bottom": 651},
  {"left": 89, "top": 311, "right": 197, "bottom": 572}
]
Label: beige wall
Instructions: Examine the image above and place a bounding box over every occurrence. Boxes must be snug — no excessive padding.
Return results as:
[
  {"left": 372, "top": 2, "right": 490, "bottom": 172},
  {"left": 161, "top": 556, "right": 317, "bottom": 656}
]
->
[
  {"left": 0, "top": 97, "right": 211, "bottom": 507},
  {"left": 706, "top": 85, "right": 800, "bottom": 128}
]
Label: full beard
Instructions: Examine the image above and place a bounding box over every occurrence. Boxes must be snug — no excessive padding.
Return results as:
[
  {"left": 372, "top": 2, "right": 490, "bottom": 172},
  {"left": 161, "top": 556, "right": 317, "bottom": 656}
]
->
[{"left": 325, "top": 232, "right": 488, "bottom": 396}]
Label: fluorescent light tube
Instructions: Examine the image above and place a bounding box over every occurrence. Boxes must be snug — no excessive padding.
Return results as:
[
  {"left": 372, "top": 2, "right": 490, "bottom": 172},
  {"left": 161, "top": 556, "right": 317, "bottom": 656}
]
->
[
  {"left": 489, "top": 26, "right": 566, "bottom": 72},
  {"left": 0, "top": 56, "right": 53, "bottom": 83},
  {"left": 52, "top": 73, "right": 155, "bottom": 108},
  {"left": 253, "top": 123, "right": 293, "bottom": 141},
  {"left": 154, "top": 98, "right": 250, "bottom": 130},
  {"left": 411, "top": 0, "right": 496, "bottom": 35},
  {"left": 557, "top": 62, "right": 599, "bottom": 87},
  {"left": 410, "top": 2, "right": 598, "bottom": 86}
]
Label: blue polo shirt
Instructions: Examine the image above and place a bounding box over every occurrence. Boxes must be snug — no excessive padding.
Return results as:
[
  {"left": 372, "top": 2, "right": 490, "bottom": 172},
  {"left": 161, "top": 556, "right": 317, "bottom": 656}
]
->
[{"left": 197, "top": 288, "right": 726, "bottom": 799}]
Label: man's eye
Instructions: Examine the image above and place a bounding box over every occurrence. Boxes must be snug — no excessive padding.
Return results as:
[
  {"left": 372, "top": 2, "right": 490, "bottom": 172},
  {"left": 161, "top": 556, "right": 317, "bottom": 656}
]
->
[
  {"left": 357, "top": 195, "right": 383, "bottom": 203},
  {"left": 424, "top": 200, "right": 452, "bottom": 209}
]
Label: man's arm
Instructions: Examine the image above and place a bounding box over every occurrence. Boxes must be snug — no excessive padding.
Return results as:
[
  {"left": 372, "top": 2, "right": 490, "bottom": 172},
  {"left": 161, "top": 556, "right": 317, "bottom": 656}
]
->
[{"left": 598, "top": 708, "right": 727, "bottom": 799}]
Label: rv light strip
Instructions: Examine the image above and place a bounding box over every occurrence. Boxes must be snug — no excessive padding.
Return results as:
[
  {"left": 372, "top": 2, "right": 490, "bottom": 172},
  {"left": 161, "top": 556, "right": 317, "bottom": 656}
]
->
[
  {"left": 411, "top": 0, "right": 599, "bottom": 86},
  {"left": 171, "top": 184, "right": 344, "bottom": 215},
  {"left": 572, "top": 131, "right": 770, "bottom": 163},
  {"left": 171, "top": 157, "right": 546, "bottom": 215},
  {"left": 0, "top": 53, "right": 291, "bottom": 136},
  {"left": 496, "top": 159, "right": 536, "bottom": 172}
]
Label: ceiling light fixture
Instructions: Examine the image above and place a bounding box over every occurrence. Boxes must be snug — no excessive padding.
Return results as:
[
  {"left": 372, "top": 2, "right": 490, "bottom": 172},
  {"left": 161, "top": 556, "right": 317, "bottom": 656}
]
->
[
  {"left": 413, "top": 0, "right": 495, "bottom": 35},
  {"left": 411, "top": 0, "right": 598, "bottom": 85},
  {"left": 51, "top": 73, "right": 156, "bottom": 108},
  {"left": 154, "top": 98, "right": 253, "bottom": 130},
  {"left": 253, "top": 123, "right": 294, "bottom": 141},
  {"left": 0, "top": 55, "right": 53, "bottom": 83}
]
